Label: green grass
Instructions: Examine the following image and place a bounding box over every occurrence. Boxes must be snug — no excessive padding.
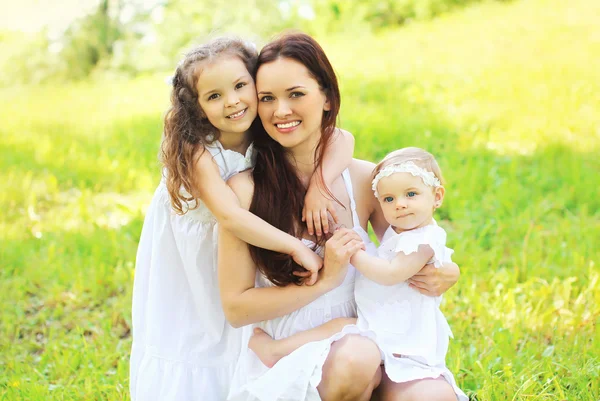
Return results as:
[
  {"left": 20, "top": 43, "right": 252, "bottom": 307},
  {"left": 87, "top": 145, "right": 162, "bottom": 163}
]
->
[{"left": 1, "top": 0, "right": 599, "bottom": 399}]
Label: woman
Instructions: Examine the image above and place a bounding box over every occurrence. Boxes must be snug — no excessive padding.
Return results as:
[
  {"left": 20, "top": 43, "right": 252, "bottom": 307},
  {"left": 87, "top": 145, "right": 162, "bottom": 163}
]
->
[{"left": 218, "top": 33, "right": 461, "bottom": 401}]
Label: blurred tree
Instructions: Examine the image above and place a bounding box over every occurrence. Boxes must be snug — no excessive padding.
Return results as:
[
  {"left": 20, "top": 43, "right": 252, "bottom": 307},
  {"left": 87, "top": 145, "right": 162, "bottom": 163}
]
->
[{"left": 59, "top": 0, "right": 123, "bottom": 79}]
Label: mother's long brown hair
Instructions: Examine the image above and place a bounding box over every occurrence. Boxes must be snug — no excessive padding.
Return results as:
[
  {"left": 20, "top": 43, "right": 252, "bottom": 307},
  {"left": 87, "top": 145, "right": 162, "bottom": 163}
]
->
[{"left": 249, "top": 32, "right": 341, "bottom": 286}]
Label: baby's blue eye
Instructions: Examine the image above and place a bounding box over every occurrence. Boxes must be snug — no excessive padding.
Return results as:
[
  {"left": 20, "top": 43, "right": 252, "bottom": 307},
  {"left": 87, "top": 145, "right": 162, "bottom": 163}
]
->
[
  {"left": 208, "top": 93, "right": 220, "bottom": 101},
  {"left": 235, "top": 82, "right": 246, "bottom": 89},
  {"left": 383, "top": 196, "right": 394, "bottom": 203},
  {"left": 407, "top": 191, "right": 417, "bottom": 197}
]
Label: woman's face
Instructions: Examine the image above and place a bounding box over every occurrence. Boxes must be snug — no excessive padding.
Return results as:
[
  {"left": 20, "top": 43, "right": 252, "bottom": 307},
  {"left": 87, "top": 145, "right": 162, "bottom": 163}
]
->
[{"left": 256, "top": 57, "right": 330, "bottom": 150}]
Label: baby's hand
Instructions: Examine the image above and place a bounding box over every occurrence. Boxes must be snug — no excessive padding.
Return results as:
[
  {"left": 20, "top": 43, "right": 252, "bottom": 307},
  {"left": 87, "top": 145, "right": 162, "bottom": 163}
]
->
[
  {"left": 291, "top": 245, "right": 323, "bottom": 286},
  {"left": 302, "top": 183, "right": 339, "bottom": 237}
]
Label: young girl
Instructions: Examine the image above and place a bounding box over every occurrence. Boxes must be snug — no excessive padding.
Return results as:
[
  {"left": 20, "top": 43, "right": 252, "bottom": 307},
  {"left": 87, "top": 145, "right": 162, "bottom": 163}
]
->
[
  {"left": 248, "top": 147, "right": 467, "bottom": 400},
  {"left": 129, "top": 36, "right": 354, "bottom": 401}
]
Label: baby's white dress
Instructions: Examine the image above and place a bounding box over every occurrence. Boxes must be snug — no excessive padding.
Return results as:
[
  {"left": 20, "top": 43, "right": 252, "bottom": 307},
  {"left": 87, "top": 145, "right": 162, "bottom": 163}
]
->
[
  {"left": 228, "top": 170, "right": 376, "bottom": 401},
  {"left": 353, "top": 222, "right": 467, "bottom": 400},
  {"left": 130, "top": 142, "right": 254, "bottom": 401}
]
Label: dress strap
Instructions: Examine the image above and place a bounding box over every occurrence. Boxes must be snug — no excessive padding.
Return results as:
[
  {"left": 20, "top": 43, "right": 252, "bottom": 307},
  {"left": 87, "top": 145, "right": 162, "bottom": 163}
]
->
[{"left": 341, "top": 169, "right": 361, "bottom": 228}]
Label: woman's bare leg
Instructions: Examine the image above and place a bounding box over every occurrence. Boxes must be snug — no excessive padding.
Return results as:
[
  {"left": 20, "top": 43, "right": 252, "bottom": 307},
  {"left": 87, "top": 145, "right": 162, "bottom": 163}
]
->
[
  {"left": 318, "top": 334, "right": 382, "bottom": 401},
  {"left": 249, "top": 317, "right": 357, "bottom": 368},
  {"left": 378, "top": 369, "right": 457, "bottom": 401}
]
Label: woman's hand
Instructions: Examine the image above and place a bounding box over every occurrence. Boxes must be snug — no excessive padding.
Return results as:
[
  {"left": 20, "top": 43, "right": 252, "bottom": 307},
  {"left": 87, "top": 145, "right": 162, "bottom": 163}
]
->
[
  {"left": 290, "top": 244, "right": 323, "bottom": 286},
  {"left": 320, "top": 228, "right": 364, "bottom": 288},
  {"left": 407, "top": 262, "right": 460, "bottom": 296},
  {"left": 302, "top": 183, "right": 339, "bottom": 238}
]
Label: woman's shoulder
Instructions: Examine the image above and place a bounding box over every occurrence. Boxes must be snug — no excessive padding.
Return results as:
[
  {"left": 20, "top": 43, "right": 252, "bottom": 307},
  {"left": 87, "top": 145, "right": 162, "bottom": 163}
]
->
[
  {"left": 226, "top": 170, "right": 254, "bottom": 209},
  {"left": 349, "top": 158, "right": 376, "bottom": 191}
]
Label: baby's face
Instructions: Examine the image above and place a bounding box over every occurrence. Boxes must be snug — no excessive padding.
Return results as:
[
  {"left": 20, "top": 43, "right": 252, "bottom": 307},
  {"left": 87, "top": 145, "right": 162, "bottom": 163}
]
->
[{"left": 375, "top": 172, "right": 443, "bottom": 233}]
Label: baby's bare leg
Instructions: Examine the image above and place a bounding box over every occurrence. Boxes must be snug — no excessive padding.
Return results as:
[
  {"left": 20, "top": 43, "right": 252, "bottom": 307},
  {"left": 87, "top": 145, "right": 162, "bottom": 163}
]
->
[{"left": 249, "top": 317, "right": 357, "bottom": 368}]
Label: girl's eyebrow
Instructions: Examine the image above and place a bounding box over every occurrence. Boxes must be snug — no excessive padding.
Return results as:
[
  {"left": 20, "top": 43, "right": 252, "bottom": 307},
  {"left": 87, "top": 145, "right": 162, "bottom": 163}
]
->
[{"left": 201, "top": 75, "right": 248, "bottom": 96}]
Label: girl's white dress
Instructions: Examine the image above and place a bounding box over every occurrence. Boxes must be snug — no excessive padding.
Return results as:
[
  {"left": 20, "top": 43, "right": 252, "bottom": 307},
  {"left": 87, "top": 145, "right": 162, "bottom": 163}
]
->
[
  {"left": 130, "top": 142, "right": 254, "bottom": 401},
  {"left": 353, "top": 222, "right": 467, "bottom": 401},
  {"left": 228, "top": 170, "right": 376, "bottom": 401}
]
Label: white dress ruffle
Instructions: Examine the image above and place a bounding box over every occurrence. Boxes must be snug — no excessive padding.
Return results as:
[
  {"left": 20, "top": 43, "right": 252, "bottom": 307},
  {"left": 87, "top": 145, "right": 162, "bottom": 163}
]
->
[
  {"left": 130, "top": 142, "right": 254, "bottom": 401},
  {"left": 228, "top": 170, "right": 375, "bottom": 401}
]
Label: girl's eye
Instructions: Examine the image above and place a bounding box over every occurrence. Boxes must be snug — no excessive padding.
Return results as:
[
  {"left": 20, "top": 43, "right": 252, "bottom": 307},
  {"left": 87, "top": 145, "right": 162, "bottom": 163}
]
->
[
  {"left": 290, "top": 91, "right": 304, "bottom": 98},
  {"left": 235, "top": 82, "right": 246, "bottom": 90},
  {"left": 383, "top": 196, "right": 394, "bottom": 203},
  {"left": 208, "top": 93, "right": 220, "bottom": 101},
  {"left": 407, "top": 191, "right": 417, "bottom": 197},
  {"left": 259, "top": 95, "right": 274, "bottom": 102}
]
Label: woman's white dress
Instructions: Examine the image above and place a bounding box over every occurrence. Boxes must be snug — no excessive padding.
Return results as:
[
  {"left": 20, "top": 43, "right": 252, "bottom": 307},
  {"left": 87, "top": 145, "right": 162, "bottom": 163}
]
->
[
  {"left": 130, "top": 142, "right": 254, "bottom": 401},
  {"left": 230, "top": 208, "right": 467, "bottom": 400},
  {"left": 228, "top": 170, "right": 375, "bottom": 401}
]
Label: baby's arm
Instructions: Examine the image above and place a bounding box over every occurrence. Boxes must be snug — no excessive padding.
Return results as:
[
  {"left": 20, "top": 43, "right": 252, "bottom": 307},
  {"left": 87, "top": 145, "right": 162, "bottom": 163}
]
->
[
  {"left": 303, "top": 129, "right": 355, "bottom": 236},
  {"left": 249, "top": 317, "right": 357, "bottom": 368},
  {"left": 194, "top": 149, "right": 322, "bottom": 282},
  {"left": 350, "top": 245, "right": 434, "bottom": 286}
]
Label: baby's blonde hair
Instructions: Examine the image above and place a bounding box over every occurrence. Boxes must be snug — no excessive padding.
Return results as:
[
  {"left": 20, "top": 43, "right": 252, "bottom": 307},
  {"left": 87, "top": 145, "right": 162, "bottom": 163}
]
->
[{"left": 372, "top": 147, "right": 445, "bottom": 186}]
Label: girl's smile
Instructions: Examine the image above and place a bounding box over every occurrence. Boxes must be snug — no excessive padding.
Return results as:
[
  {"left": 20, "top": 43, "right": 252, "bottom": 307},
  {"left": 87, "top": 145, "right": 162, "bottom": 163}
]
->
[{"left": 196, "top": 55, "right": 257, "bottom": 139}]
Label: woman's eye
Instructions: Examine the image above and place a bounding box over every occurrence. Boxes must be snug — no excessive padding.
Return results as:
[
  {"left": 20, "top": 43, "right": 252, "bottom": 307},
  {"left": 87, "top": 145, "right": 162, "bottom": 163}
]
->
[
  {"left": 259, "top": 95, "right": 274, "bottom": 102},
  {"left": 208, "top": 93, "right": 220, "bottom": 101},
  {"left": 235, "top": 82, "right": 246, "bottom": 89},
  {"left": 383, "top": 196, "right": 394, "bottom": 203},
  {"left": 290, "top": 91, "right": 304, "bottom": 98},
  {"left": 407, "top": 191, "right": 417, "bottom": 197}
]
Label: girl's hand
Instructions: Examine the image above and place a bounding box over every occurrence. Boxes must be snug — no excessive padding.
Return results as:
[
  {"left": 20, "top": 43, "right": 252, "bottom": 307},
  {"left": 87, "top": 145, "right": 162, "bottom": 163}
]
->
[
  {"left": 290, "top": 245, "right": 323, "bottom": 286},
  {"left": 321, "top": 228, "right": 364, "bottom": 288},
  {"left": 407, "top": 262, "right": 460, "bottom": 296},
  {"left": 302, "top": 183, "right": 339, "bottom": 238}
]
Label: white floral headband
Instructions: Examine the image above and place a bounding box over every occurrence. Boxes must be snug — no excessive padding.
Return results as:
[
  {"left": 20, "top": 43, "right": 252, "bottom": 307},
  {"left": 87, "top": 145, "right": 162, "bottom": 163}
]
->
[{"left": 372, "top": 161, "right": 441, "bottom": 198}]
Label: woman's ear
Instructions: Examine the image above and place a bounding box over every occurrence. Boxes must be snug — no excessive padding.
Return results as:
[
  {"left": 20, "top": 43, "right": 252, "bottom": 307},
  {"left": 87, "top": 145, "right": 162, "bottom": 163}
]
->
[{"left": 324, "top": 98, "right": 331, "bottom": 111}]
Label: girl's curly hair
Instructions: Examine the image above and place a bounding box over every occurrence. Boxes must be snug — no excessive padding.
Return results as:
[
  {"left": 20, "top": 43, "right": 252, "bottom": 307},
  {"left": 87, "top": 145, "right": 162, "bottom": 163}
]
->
[{"left": 161, "top": 37, "right": 258, "bottom": 214}]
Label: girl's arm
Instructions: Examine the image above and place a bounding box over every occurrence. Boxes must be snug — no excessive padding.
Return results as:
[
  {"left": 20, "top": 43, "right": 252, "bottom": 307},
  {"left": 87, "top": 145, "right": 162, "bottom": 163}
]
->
[
  {"left": 303, "top": 129, "right": 355, "bottom": 237},
  {"left": 193, "top": 149, "right": 322, "bottom": 283},
  {"left": 350, "top": 246, "right": 434, "bottom": 286},
  {"left": 218, "top": 171, "right": 363, "bottom": 328}
]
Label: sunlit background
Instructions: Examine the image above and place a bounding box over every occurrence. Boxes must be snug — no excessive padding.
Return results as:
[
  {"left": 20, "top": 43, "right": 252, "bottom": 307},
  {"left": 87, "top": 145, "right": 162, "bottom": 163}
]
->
[{"left": 1, "top": 0, "right": 599, "bottom": 400}]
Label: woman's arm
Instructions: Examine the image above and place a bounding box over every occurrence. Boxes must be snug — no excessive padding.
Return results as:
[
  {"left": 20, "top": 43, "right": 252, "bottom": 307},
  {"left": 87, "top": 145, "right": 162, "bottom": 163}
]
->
[
  {"left": 218, "top": 172, "right": 363, "bottom": 328},
  {"left": 193, "top": 149, "right": 322, "bottom": 282},
  {"left": 303, "top": 129, "right": 355, "bottom": 237},
  {"left": 407, "top": 262, "right": 461, "bottom": 296},
  {"left": 350, "top": 245, "right": 434, "bottom": 286}
]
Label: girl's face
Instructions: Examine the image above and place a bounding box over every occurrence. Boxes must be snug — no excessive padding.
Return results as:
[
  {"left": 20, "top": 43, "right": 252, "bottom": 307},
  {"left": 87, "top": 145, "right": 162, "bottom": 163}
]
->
[
  {"left": 376, "top": 172, "right": 445, "bottom": 233},
  {"left": 196, "top": 55, "right": 258, "bottom": 138},
  {"left": 256, "top": 57, "right": 330, "bottom": 151}
]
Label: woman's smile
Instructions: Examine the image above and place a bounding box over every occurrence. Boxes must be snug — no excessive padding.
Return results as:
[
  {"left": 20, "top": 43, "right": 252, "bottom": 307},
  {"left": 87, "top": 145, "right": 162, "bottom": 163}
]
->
[{"left": 274, "top": 120, "right": 302, "bottom": 133}]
